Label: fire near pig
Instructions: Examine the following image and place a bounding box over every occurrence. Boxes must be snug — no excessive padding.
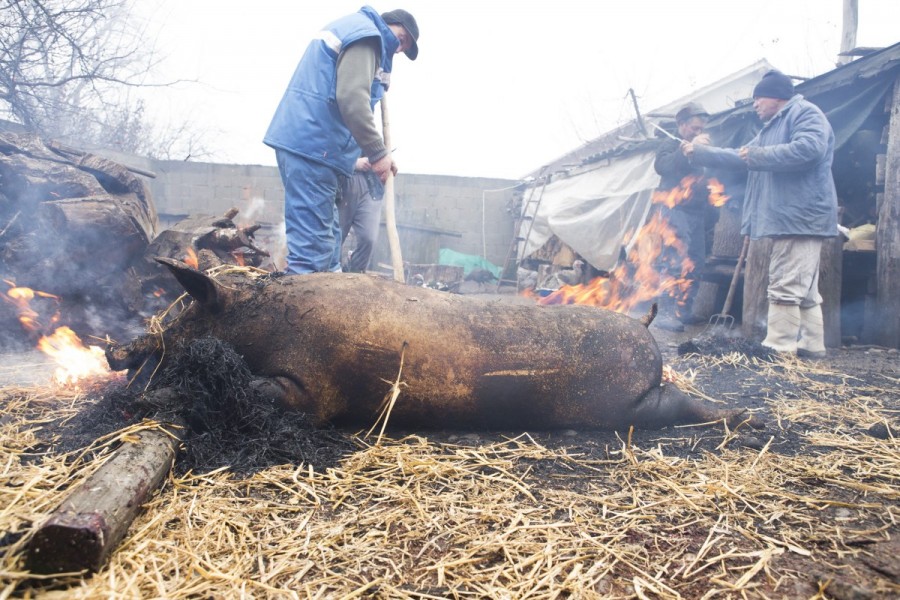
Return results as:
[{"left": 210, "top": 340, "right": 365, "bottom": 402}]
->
[{"left": 107, "top": 259, "right": 753, "bottom": 431}]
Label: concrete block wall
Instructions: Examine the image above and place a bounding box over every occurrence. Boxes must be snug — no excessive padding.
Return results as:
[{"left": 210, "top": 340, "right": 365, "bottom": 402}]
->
[
  {"left": 391, "top": 174, "right": 520, "bottom": 269},
  {"left": 98, "top": 148, "right": 520, "bottom": 272}
]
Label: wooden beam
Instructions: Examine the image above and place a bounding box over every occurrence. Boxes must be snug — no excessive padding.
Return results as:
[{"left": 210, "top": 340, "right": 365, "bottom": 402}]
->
[
  {"left": 837, "top": 0, "right": 859, "bottom": 66},
  {"left": 741, "top": 237, "right": 771, "bottom": 342},
  {"left": 25, "top": 423, "right": 183, "bottom": 574},
  {"left": 876, "top": 76, "right": 900, "bottom": 348},
  {"left": 820, "top": 237, "right": 843, "bottom": 348}
]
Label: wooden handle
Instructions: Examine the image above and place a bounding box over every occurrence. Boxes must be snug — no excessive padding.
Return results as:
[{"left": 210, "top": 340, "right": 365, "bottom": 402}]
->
[
  {"left": 380, "top": 96, "right": 405, "bottom": 283},
  {"left": 720, "top": 235, "right": 750, "bottom": 316}
]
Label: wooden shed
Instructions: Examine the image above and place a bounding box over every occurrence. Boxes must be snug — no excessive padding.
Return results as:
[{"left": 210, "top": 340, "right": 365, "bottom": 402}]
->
[{"left": 510, "top": 42, "right": 900, "bottom": 349}]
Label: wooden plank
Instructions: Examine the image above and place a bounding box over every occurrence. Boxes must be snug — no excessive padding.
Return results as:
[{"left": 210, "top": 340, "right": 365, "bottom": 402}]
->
[
  {"left": 820, "top": 237, "right": 843, "bottom": 348},
  {"left": 875, "top": 153, "right": 886, "bottom": 185},
  {"left": 875, "top": 76, "right": 900, "bottom": 348},
  {"left": 25, "top": 423, "right": 183, "bottom": 574},
  {"left": 837, "top": 0, "right": 859, "bottom": 66},
  {"left": 741, "top": 237, "right": 772, "bottom": 342}
]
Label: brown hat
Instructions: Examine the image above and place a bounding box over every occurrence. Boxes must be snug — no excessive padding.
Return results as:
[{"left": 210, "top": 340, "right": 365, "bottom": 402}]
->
[
  {"left": 381, "top": 9, "right": 419, "bottom": 60},
  {"left": 675, "top": 102, "right": 709, "bottom": 124}
]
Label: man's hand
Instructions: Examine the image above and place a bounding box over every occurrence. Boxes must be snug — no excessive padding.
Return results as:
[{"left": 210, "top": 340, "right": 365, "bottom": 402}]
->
[
  {"left": 739, "top": 147, "right": 750, "bottom": 162},
  {"left": 692, "top": 133, "right": 711, "bottom": 146},
  {"left": 371, "top": 154, "right": 397, "bottom": 183},
  {"left": 355, "top": 157, "right": 372, "bottom": 171}
]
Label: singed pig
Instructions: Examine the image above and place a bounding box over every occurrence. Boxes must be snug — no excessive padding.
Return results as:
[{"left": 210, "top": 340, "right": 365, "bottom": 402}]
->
[{"left": 107, "top": 258, "right": 756, "bottom": 431}]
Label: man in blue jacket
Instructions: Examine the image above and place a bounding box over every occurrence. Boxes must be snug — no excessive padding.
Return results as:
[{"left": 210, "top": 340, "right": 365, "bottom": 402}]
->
[
  {"left": 683, "top": 70, "right": 838, "bottom": 357},
  {"left": 264, "top": 7, "right": 419, "bottom": 274}
]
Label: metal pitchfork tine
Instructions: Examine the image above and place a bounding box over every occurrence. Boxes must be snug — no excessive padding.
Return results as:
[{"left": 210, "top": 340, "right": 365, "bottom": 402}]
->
[{"left": 707, "top": 235, "right": 750, "bottom": 331}]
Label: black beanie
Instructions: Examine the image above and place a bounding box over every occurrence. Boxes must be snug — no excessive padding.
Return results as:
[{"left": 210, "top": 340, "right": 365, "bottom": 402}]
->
[{"left": 752, "top": 70, "right": 794, "bottom": 99}]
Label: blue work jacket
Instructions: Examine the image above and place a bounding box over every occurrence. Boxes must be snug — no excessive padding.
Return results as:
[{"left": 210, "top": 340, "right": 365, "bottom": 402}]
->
[{"left": 264, "top": 6, "right": 397, "bottom": 176}]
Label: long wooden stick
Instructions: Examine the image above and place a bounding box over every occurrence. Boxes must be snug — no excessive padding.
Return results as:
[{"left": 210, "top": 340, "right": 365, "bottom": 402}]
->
[
  {"left": 380, "top": 95, "right": 405, "bottom": 283},
  {"left": 26, "top": 422, "right": 183, "bottom": 574}
]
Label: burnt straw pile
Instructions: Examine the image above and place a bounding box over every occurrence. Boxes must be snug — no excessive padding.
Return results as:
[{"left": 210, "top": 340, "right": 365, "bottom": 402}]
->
[
  {"left": 676, "top": 329, "right": 776, "bottom": 358},
  {"left": 51, "top": 337, "right": 355, "bottom": 476}
]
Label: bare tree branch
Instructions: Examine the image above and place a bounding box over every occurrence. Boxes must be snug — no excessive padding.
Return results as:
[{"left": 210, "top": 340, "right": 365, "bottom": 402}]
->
[{"left": 0, "top": 0, "right": 209, "bottom": 158}]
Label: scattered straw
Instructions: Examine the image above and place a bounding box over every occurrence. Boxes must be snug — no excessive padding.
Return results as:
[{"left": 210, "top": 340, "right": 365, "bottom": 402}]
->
[{"left": 1, "top": 348, "right": 898, "bottom": 598}]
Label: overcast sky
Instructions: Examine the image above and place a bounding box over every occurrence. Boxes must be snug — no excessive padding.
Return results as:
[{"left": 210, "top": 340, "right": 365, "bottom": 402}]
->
[{"left": 133, "top": 0, "right": 898, "bottom": 179}]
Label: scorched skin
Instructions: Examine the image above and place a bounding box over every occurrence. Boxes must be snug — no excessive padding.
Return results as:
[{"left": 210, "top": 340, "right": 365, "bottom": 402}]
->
[{"left": 106, "top": 259, "right": 752, "bottom": 431}]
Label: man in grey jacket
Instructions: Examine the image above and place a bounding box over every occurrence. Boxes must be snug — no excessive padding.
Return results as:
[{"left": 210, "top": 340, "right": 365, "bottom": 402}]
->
[{"left": 683, "top": 70, "right": 838, "bottom": 357}]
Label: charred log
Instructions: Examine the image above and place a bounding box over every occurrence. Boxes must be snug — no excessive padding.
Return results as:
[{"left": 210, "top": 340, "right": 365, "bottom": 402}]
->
[{"left": 25, "top": 422, "right": 183, "bottom": 574}]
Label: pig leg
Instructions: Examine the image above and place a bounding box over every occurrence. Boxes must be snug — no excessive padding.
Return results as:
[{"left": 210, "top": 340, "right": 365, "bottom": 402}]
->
[{"left": 630, "top": 385, "right": 762, "bottom": 430}]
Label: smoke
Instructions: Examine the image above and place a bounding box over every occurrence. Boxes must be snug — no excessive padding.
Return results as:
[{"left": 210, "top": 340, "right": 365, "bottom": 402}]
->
[
  {"left": 0, "top": 132, "right": 153, "bottom": 348},
  {"left": 237, "top": 196, "right": 266, "bottom": 223}
]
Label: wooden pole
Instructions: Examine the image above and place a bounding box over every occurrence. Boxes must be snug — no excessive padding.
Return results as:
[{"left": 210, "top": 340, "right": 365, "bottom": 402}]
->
[
  {"left": 25, "top": 422, "right": 183, "bottom": 574},
  {"left": 837, "top": 0, "right": 858, "bottom": 66},
  {"left": 819, "top": 236, "right": 843, "bottom": 348},
  {"left": 741, "top": 237, "right": 772, "bottom": 342},
  {"left": 380, "top": 95, "right": 405, "bottom": 283},
  {"left": 876, "top": 76, "right": 900, "bottom": 348}
]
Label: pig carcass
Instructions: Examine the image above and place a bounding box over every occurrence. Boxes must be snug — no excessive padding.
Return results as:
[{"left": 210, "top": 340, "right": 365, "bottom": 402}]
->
[{"left": 106, "top": 259, "right": 754, "bottom": 431}]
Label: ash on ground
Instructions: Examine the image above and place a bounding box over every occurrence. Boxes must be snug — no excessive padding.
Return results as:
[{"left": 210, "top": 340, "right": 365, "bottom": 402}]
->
[{"left": 676, "top": 330, "right": 775, "bottom": 358}]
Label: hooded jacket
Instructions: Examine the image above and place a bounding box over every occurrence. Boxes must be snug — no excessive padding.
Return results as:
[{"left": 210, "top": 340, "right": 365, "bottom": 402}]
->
[
  {"left": 263, "top": 6, "right": 398, "bottom": 176},
  {"left": 691, "top": 95, "right": 838, "bottom": 239}
]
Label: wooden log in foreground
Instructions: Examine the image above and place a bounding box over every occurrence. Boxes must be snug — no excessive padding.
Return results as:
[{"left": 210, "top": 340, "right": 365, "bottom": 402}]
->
[{"left": 25, "top": 423, "right": 183, "bottom": 574}]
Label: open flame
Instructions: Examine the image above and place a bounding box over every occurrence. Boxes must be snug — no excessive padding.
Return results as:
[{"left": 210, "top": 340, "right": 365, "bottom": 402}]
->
[
  {"left": 706, "top": 178, "right": 730, "bottom": 207},
  {"left": 4, "top": 281, "right": 116, "bottom": 386},
  {"left": 185, "top": 247, "right": 199, "bottom": 269},
  {"left": 654, "top": 175, "right": 730, "bottom": 209},
  {"left": 525, "top": 176, "right": 730, "bottom": 314},
  {"left": 530, "top": 212, "right": 693, "bottom": 313},
  {"left": 37, "top": 326, "right": 112, "bottom": 385}
]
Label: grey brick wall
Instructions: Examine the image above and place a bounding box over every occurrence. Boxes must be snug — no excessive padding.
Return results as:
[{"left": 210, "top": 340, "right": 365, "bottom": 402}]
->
[
  {"left": 0, "top": 120, "right": 520, "bottom": 274},
  {"left": 99, "top": 150, "right": 520, "bottom": 272}
]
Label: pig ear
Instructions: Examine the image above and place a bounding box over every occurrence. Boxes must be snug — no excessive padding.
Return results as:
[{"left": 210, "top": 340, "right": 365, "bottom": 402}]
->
[{"left": 155, "top": 257, "right": 228, "bottom": 313}]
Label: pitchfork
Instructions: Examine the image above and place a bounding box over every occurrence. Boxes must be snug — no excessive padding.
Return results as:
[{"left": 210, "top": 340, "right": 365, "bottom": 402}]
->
[{"left": 706, "top": 235, "right": 750, "bottom": 330}]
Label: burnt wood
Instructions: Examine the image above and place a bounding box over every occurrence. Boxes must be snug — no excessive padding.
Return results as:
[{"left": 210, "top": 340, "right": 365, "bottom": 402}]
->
[{"left": 25, "top": 424, "right": 182, "bottom": 574}]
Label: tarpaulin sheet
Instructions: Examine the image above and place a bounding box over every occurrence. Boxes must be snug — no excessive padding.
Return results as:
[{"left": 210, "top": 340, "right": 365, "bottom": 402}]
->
[{"left": 520, "top": 151, "right": 660, "bottom": 271}]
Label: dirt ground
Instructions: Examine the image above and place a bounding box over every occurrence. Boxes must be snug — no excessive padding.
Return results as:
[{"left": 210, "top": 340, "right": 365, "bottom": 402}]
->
[{"left": 1, "top": 298, "right": 899, "bottom": 598}]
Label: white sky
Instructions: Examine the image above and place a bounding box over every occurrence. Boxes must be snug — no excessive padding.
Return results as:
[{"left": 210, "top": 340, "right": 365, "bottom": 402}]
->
[{"left": 133, "top": 0, "right": 899, "bottom": 179}]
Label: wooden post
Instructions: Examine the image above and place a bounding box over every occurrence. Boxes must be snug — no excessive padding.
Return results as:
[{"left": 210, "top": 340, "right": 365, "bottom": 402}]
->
[
  {"left": 380, "top": 96, "right": 405, "bottom": 283},
  {"left": 819, "top": 237, "right": 843, "bottom": 347},
  {"left": 837, "top": 0, "right": 859, "bottom": 66},
  {"left": 694, "top": 206, "right": 743, "bottom": 320},
  {"left": 26, "top": 423, "right": 183, "bottom": 574},
  {"left": 876, "top": 76, "right": 900, "bottom": 348},
  {"left": 742, "top": 237, "right": 843, "bottom": 347},
  {"left": 741, "top": 237, "right": 771, "bottom": 342}
]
